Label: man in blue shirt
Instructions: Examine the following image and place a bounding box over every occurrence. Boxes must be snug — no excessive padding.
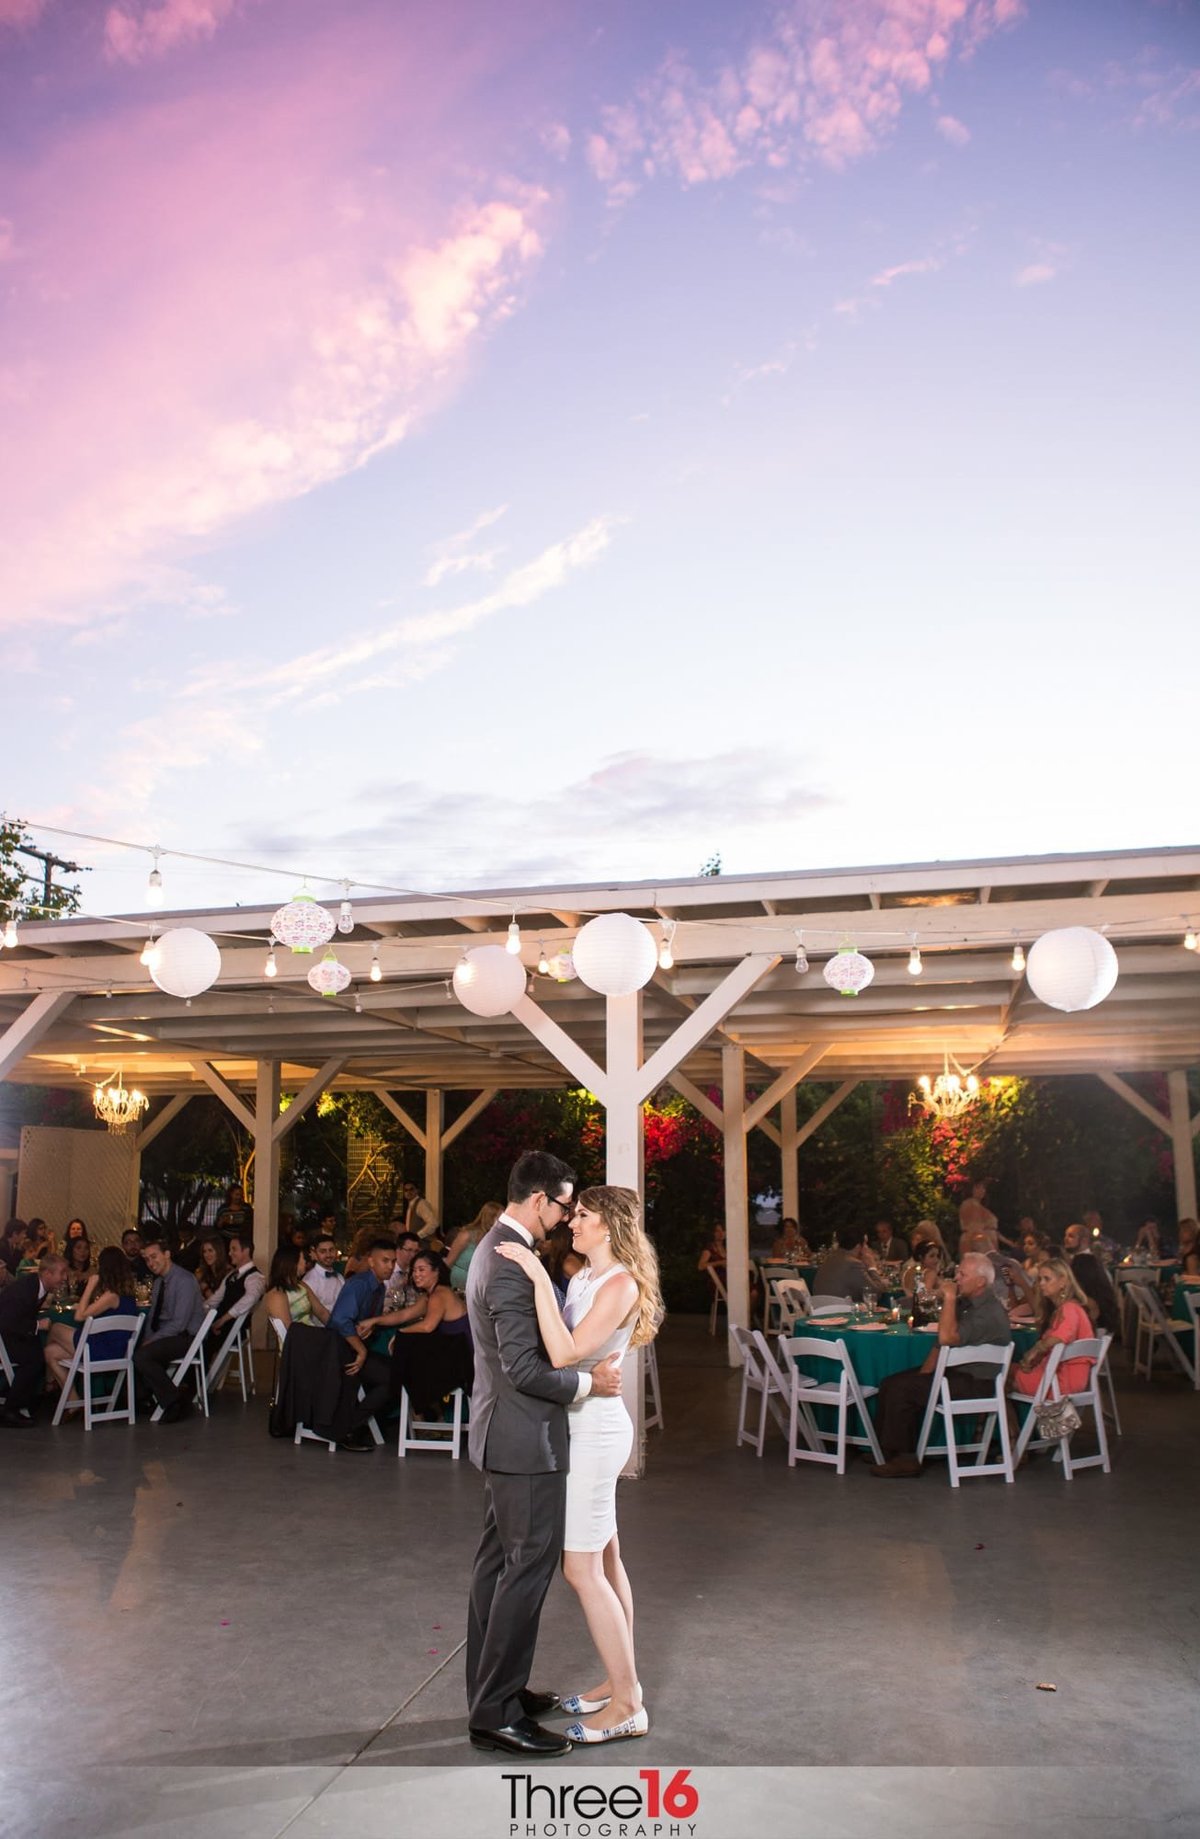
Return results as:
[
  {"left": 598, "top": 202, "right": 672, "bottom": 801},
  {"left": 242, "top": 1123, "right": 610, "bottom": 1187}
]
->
[{"left": 327, "top": 1237, "right": 396, "bottom": 1451}]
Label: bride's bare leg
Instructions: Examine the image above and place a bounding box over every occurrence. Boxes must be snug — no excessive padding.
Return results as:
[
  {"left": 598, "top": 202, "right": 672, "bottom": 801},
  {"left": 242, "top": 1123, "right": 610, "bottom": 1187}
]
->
[
  {"left": 562, "top": 1547, "right": 640, "bottom": 1729},
  {"left": 578, "top": 1533, "right": 635, "bottom": 1701}
]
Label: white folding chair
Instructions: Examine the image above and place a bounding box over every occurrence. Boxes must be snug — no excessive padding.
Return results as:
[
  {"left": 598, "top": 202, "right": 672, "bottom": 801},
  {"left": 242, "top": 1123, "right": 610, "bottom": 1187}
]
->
[
  {"left": 773, "top": 1278, "right": 811, "bottom": 1332},
  {"left": 781, "top": 1334, "right": 883, "bottom": 1473},
  {"left": 397, "top": 1386, "right": 466, "bottom": 1458},
  {"left": 643, "top": 1338, "right": 664, "bottom": 1431},
  {"left": 149, "top": 1309, "right": 216, "bottom": 1422},
  {"left": 1128, "top": 1283, "right": 1196, "bottom": 1383},
  {"left": 205, "top": 1311, "right": 256, "bottom": 1402},
  {"left": 917, "top": 1344, "right": 1014, "bottom": 1486},
  {"left": 1182, "top": 1294, "right": 1200, "bottom": 1393},
  {"left": 0, "top": 1330, "right": 13, "bottom": 1389},
  {"left": 707, "top": 1265, "right": 729, "bottom": 1335},
  {"left": 1006, "top": 1341, "right": 1065, "bottom": 1464},
  {"left": 759, "top": 1264, "right": 796, "bottom": 1330},
  {"left": 51, "top": 1313, "right": 145, "bottom": 1429},
  {"left": 1053, "top": 1335, "right": 1113, "bottom": 1479},
  {"left": 731, "top": 1325, "right": 787, "bottom": 1456}
]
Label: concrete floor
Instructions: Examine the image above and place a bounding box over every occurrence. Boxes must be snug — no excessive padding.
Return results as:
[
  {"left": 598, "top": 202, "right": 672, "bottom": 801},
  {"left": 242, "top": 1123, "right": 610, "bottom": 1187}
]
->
[{"left": 1, "top": 1318, "right": 1197, "bottom": 1839}]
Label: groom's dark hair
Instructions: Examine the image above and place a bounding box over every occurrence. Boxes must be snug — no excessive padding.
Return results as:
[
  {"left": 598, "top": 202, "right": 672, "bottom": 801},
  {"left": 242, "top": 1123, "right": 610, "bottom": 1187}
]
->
[{"left": 507, "top": 1150, "right": 575, "bottom": 1206}]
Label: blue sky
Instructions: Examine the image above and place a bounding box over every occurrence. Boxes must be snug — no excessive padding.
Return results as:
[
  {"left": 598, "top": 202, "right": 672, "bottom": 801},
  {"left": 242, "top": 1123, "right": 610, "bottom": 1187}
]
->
[{"left": 1, "top": 0, "right": 1196, "bottom": 917}]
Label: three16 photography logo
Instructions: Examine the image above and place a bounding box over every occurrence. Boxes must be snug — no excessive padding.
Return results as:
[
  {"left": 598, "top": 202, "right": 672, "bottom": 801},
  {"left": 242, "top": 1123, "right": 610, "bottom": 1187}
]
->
[{"left": 504, "top": 1767, "right": 701, "bottom": 1837}]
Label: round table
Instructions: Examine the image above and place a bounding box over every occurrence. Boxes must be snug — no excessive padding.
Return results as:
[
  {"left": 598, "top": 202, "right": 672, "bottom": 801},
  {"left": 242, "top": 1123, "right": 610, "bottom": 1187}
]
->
[{"left": 1171, "top": 1277, "right": 1200, "bottom": 1319}]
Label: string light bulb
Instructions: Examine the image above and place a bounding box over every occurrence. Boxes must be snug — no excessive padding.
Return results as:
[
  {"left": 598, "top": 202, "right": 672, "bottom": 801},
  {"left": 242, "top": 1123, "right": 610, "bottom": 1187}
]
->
[
  {"left": 139, "top": 929, "right": 160, "bottom": 971},
  {"left": 354, "top": 991, "right": 363, "bottom": 1014},
  {"left": 1184, "top": 928, "right": 1198, "bottom": 952},
  {"left": 908, "top": 937, "right": 923, "bottom": 976},
  {"left": 537, "top": 942, "right": 550, "bottom": 975},
  {"left": 505, "top": 915, "right": 521, "bottom": 955},
  {"left": 337, "top": 886, "right": 354, "bottom": 935},
  {"left": 264, "top": 944, "right": 278, "bottom": 979},
  {"left": 794, "top": 931, "right": 808, "bottom": 975},
  {"left": 370, "top": 945, "right": 382, "bottom": 982},
  {"left": 2, "top": 917, "right": 17, "bottom": 949},
  {"left": 1011, "top": 941, "right": 1026, "bottom": 973},
  {"left": 658, "top": 920, "right": 676, "bottom": 971},
  {"left": 146, "top": 848, "right": 164, "bottom": 908}
]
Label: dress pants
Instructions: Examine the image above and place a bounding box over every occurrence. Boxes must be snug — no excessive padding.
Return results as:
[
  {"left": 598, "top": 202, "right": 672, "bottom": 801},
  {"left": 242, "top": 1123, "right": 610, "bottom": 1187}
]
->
[
  {"left": 875, "top": 1365, "right": 994, "bottom": 1459},
  {"left": 134, "top": 1331, "right": 193, "bottom": 1409},
  {"left": 466, "top": 1469, "right": 567, "bottom": 1729},
  {"left": 2, "top": 1336, "right": 45, "bottom": 1414},
  {"left": 334, "top": 1341, "right": 390, "bottom": 1430}
]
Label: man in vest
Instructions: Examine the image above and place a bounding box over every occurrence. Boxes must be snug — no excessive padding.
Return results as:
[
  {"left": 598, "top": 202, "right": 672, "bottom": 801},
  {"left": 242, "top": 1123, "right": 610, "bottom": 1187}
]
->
[{"left": 207, "top": 1233, "right": 265, "bottom": 1344}]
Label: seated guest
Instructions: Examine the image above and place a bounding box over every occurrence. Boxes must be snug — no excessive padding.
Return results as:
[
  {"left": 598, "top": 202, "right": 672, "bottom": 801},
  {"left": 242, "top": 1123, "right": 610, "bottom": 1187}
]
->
[
  {"left": 303, "top": 1230, "right": 345, "bottom": 1317},
  {"left": 214, "top": 1184, "right": 253, "bottom": 1240},
  {"left": 1070, "top": 1251, "right": 1122, "bottom": 1338},
  {"left": 134, "top": 1237, "right": 207, "bottom": 1422},
  {"left": 1178, "top": 1218, "right": 1200, "bottom": 1277},
  {"left": 1133, "top": 1217, "right": 1162, "bottom": 1259},
  {"left": 382, "top": 1231, "right": 424, "bottom": 1314},
  {"left": 63, "top": 1218, "right": 92, "bottom": 1258},
  {"left": 1021, "top": 1228, "right": 1051, "bottom": 1274},
  {"left": 771, "top": 1218, "right": 810, "bottom": 1262},
  {"left": 0, "top": 1219, "right": 29, "bottom": 1283},
  {"left": 813, "top": 1225, "right": 875, "bottom": 1303},
  {"left": 343, "top": 1225, "right": 379, "bottom": 1277},
  {"left": 1061, "top": 1221, "right": 1088, "bottom": 1256},
  {"left": 44, "top": 1247, "right": 136, "bottom": 1401},
  {"left": 326, "top": 1238, "right": 397, "bottom": 1451},
  {"left": 874, "top": 1220, "right": 909, "bottom": 1262},
  {"left": 869, "top": 1254, "right": 1012, "bottom": 1477},
  {"left": 196, "top": 1235, "right": 230, "bottom": 1301},
  {"left": 206, "top": 1233, "right": 266, "bottom": 1343},
  {"left": 121, "top": 1228, "right": 151, "bottom": 1284},
  {"left": 21, "top": 1218, "right": 55, "bottom": 1270},
  {"left": 0, "top": 1252, "right": 68, "bottom": 1426},
  {"left": 63, "top": 1233, "right": 94, "bottom": 1291},
  {"left": 697, "top": 1224, "right": 726, "bottom": 1276},
  {"left": 442, "top": 1202, "right": 502, "bottom": 1293},
  {"left": 1013, "top": 1257, "right": 1097, "bottom": 1397},
  {"left": 264, "top": 1244, "right": 321, "bottom": 1336},
  {"left": 386, "top": 1250, "right": 474, "bottom": 1418},
  {"left": 901, "top": 1238, "right": 948, "bottom": 1300}
]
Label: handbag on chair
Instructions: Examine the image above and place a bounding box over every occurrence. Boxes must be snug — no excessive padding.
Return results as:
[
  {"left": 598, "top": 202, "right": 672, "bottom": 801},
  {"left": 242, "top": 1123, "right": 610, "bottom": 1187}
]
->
[{"left": 1034, "top": 1396, "right": 1081, "bottom": 1441}]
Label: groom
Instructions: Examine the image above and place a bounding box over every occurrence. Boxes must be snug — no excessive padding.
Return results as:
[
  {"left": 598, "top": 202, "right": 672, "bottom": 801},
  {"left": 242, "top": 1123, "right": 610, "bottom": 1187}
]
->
[{"left": 465, "top": 1149, "right": 622, "bottom": 1756}]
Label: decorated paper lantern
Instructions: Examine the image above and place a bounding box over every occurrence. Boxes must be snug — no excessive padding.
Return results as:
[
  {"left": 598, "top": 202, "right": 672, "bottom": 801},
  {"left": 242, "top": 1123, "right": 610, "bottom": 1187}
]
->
[
  {"left": 822, "top": 946, "right": 875, "bottom": 998},
  {"left": 150, "top": 927, "right": 221, "bottom": 999},
  {"left": 571, "top": 913, "right": 657, "bottom": 997},
  {"left": 453, "top": 945, "right": 527, "bottom": 1018},
  {"left": 1026, "top": 927, "right": 1118, "bottom": 1013},
  {"left": 307, "top": 949, "right": 352, "bottom": 999},
  {"left": 271, "top": 889, "right": 336, "bottom": 955},
  {"left": 546, "top": 952, "right": 578, "bottom": 983}
]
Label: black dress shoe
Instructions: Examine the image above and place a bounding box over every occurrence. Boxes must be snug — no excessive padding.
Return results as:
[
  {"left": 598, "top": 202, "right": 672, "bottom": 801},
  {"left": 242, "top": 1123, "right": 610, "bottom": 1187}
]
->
[
  {"left": 161, "top": 1397, "right": 192, "bottom": 1424},
  {"left": 0, "top": 1410, "right": 33, "bottom": 1429},
  {"left": 520, "top": 1689, "right": 561, "bottom": 1719},
  {"left": 469, "top": 1717, "right": 572, "bottom": 1756},
  {"left": 336, "top": 1428, "right": 375, "bottom": 1452}
]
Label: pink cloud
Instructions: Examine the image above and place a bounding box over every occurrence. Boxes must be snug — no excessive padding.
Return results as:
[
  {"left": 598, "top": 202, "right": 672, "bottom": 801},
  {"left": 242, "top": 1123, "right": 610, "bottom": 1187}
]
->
[
  {"left": 587, "top": 1, "right": 1026, "bottom": 200},
  {"left": 0, "top": 0, "right": 50, "bottom": 26},
  {"left": 936, "top": 113, "right": 972, "bottom": 146},
  {"left": 0, "top": 14, "right": 551, "bottom": 627},
  {"left": 104, "top": 0, "right": 243, "bottom": 65},
  {"left": 1014, "top": 262, "right": 1056, "bottom": 286},
  {"left": 871, "top": 254, "right": 942, "bottom": 287}
]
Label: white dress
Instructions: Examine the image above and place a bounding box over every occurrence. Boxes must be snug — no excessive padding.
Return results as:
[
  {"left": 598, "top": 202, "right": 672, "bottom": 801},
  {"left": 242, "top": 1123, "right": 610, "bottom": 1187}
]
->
[{"left": 563, "top": 1264, "right": 635, "bottom": 1553}]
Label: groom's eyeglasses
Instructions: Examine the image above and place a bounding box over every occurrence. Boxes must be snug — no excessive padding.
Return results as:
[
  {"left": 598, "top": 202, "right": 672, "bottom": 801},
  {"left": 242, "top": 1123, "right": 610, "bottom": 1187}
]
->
[{"left": 544, "top": 1196, "right": 573, "bottom": 1216}]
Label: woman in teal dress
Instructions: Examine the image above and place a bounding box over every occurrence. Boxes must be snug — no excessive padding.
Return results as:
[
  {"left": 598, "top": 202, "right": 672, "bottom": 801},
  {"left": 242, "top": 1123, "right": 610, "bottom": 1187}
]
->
[
  {"left": 264, "top": 1244, "right": 318, "bottom": 1336},
  {"left": 441, "top": 1201, "right": 501, "bottom": 1292}
]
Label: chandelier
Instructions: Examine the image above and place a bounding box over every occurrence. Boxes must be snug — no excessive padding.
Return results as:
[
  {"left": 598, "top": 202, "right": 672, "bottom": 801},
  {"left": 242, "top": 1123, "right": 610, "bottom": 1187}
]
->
[
  {"left": 913, "top": 1052, "right": 982, "bottom": 1121},
  {"left": 93, "top": 1071, "right": 149, "bottom": 1135}
]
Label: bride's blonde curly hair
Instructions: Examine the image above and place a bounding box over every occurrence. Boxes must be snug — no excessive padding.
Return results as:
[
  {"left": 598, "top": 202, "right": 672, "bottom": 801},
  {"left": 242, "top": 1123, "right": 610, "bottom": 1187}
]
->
[{"left": 577, "top": 1185, "right": 665, "bottom": 1348}]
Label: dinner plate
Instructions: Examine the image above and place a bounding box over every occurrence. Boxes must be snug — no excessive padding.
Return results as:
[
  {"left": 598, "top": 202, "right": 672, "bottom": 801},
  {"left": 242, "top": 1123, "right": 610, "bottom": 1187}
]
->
[
  {"left": 814, "top": 1316, "right": 849, "bottom": 1326},
  {"left": 853, "top": 1323, "right": 887, "bottom": 1333},
  {"left": 916, "top": 1324, "right": 938, "bottom": 1333}
]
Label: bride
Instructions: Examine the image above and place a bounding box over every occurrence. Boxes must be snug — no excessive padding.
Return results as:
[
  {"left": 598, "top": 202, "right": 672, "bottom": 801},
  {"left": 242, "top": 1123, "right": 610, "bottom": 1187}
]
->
[{"left": 496, "top": 1183, "right": 663, "bottom": 1745}]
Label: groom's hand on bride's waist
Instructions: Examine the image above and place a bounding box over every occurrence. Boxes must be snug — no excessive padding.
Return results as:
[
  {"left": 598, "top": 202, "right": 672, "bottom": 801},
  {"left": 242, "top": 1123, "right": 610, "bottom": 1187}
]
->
[{"left": 590, "top": 1355, "right": 622, "bottom": 1397}]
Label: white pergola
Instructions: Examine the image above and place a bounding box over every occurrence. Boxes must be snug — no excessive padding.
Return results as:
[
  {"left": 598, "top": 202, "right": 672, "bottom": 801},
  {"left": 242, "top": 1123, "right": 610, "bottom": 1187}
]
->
[{"left": 3, "top": 843, "right": 1199, "bottom": 1408}]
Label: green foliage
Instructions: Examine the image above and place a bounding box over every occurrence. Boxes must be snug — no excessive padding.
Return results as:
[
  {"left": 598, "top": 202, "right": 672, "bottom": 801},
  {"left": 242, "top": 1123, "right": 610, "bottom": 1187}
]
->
[
  {"left": 138, "top": 1095, "right": 249, "bottom": 1239},
  {"left": 0, "top": 818, "right": 83, "bottom": 919}
]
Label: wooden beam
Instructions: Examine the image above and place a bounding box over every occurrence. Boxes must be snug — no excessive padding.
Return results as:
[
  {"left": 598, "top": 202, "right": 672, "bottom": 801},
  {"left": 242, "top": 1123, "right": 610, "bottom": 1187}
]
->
[
  {"left": 134, "top": 1092, "right": 192, "bottom": 1152},
  {"left": 511, "top": 994, "right": 608, "bottom": 1099},
  {"left": 1168, "top": 1070, "right": 1198, "bottom": 1220},
  {"left": 273, "top": 1056, "right": 346, "bottom": 1143},
  {"left": 669, "top": 1071, "right": 724, "bottom": 1132},
  {"left": 376, "top": 1091, "right": 427, "bottom": 1147},
  {"left": 187, "top": 1059, "right": 256, "bottom": 1133},
  {"left": 796, "top": 1080, "right": 859, "bottom": 1147},
  {"left": 443, "top": 1089, "right": 498, "bottom": 1149},
  {"left": 634, "top": 953, "right": 780, "bottom": 1103},
  {"left": 0, "top": 991, "right": 75, "bottom": 1081},
  {"left": 744, "top": 1045, "right": 827, "bottom": 1132},
  {"left": 1096, "top": 1071, "right": 1171, "bottom": 1137}
]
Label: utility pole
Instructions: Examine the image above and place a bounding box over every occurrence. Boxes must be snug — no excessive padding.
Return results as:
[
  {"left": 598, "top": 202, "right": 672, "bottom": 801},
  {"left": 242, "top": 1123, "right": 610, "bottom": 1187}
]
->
[{"left": 13, "top": 845, "right": 83, "bottom": 913}]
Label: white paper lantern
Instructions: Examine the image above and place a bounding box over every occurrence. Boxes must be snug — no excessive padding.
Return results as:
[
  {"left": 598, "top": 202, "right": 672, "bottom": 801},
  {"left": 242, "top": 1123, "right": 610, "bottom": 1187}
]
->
[
  {"left": 822, "top": 946, "right": 875, "bottom": 998},
  {"left": 453, "top": 945, "right": 528, "bottom": 1018},
  {"left": 307, "top": 949, "right": 352, "bottom": 999},
  {"left": 150, "top": 927, "right": 222, "bottom": 999},
  {"left": 271, "top": 889, "right": 336, "bottom": 955},
  {"left": 1026, "top": 927, "right": 1118, "bottom": 1013},
  {"left": 546, "top": 952, "right": 578, "bottom": 983},
  {"left": 571, "top": 913, "right": 657, "bottom": 997}
]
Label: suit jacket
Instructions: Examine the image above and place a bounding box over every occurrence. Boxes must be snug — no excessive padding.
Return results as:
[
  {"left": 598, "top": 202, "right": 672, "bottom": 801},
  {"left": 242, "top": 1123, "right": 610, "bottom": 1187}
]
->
[
  {"left": 0, "top": 1273, "right": 42, "bottom": 1358},
  {"left": 465, "top": 1222, "right": 579, "bottom": 1474}
]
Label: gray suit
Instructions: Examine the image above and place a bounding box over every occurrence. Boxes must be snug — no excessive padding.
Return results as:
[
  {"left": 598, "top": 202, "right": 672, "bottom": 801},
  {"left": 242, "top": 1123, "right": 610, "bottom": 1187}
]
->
[{"left": 465, "top": 1221, "right": 581, "bottom": 1728}]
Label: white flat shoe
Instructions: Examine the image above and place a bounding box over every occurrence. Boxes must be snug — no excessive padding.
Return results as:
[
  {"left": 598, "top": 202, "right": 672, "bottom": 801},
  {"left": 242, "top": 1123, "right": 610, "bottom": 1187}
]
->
[
  {"left": 565, "top": 1708, "right": 648, "bottom": 1744},
  {"left": 559, "top": 1680, "right": 641, "bottom": 1716}
]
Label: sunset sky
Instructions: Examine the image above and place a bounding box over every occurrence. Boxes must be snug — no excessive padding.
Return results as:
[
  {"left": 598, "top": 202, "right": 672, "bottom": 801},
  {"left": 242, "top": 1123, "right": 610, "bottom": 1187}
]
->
[{"left": 2, "top": 0, "right": 1196, "bottom": 918}]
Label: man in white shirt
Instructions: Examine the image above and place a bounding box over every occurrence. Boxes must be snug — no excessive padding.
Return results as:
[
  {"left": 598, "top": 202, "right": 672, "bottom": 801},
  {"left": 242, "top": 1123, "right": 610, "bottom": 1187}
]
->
[
  {"left": 302, "top": 1230, "right": 345, "bottom": 1320},
  {"left": 403, "top": 1182, "right": 439, "bottom": 1241},
  {"left": 207, "top": 1233, "right": 266, "bottom": 1339}
]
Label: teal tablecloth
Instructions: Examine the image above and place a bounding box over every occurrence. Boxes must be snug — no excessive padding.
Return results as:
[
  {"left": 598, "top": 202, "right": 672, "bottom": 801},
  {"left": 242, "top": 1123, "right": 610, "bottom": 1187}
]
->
[
  {"left": 787, "top": 1319, "right": 1040, "bottom": 1439},
  {"left": 1170, "top": 1278, "right": 1200, "bottom": 1321}
]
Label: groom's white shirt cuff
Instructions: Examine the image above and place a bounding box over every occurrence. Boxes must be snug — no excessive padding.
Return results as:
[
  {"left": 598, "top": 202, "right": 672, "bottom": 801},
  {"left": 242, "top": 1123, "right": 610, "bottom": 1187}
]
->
[{"left": 498, "top": 1211, "right": 592, "bottom": 1399}]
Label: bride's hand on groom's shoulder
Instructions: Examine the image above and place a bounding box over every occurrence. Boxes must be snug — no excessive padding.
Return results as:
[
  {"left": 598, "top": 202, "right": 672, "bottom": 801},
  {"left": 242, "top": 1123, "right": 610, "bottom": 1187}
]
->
[{"left": 495, "top": 1243, "right": 543, "bottom": 1282}]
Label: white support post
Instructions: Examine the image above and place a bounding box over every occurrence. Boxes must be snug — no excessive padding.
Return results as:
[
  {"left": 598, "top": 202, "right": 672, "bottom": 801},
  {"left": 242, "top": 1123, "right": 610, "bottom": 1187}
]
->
[
  {"left": 633, "top": 954, "right": 779, "bottom": 1102},
  {"left": 1168, "top": 1070, "right": 1198, "bottom": 1223},
  {"left": 511, "top": 994, "right": 608, "bottom": 1098},
  {"left": 781, "top": 1088, "right": 799, "bottom": 1223},
  {"left": 604, "top": 993, "right": 646, "bottom": 1479},
  {"left": 668, "top": 1071, "right": 724, "bottom": 1133},
  {"left": 425, "top": 1089, "right": 444, "bottom": 1226},
  {"left": 0, "top": 991, "right": 75, "bottom": 1081},
  {"left": 722, "top": 1044, "right": 749, "bottom": 1367},
  {"left": 253, "top": 1059, "right": 281, "bottom": 1259}
]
